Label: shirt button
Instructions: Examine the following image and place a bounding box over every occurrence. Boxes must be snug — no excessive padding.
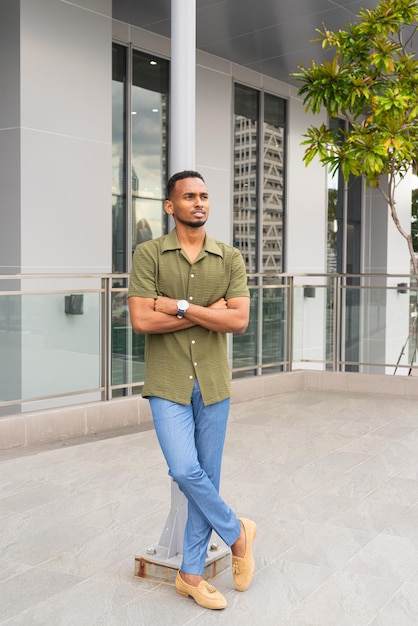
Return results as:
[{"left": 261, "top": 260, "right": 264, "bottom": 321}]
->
[
  {"left": 191, "top": 273, "right": 195, "bottom": 278},
  {"left": 194, "top": 362, "right": 197, "bottom": 367},
  {"left": 189, "top": 296, "right": 193, "bottom": 301},
  {"left": 192, "top": 340, "right": 196, "bottom": 344},
  {"left": 189, "top": 375, "right": 193, "bottom": 380}
]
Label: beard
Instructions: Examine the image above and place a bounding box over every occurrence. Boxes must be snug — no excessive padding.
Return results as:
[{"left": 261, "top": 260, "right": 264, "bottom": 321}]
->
[{"left": 176, "top": 215, "right": 207, "bottom": 228}]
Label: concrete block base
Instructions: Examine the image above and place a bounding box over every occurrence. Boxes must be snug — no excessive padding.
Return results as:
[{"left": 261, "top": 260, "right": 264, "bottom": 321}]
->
[{"left": 134, "top": 546, "right": 231, "bottom": 584}]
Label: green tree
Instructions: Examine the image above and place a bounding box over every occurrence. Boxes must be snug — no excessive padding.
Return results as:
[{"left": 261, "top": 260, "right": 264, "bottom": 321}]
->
[{"left": 292, "top": 0, "right": 418, "bottom": 273}]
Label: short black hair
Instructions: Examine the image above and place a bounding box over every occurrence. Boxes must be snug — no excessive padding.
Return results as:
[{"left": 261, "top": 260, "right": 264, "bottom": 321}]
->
[{"left": 166, "top": 170, "right": 205, "bottom": 199}]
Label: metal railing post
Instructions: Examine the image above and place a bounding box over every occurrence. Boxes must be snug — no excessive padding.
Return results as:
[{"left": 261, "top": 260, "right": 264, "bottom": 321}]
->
[
  {"left": 334, "top": 275, "right": 341, "bottom": 372},
  {"left": 101, "top": 276, "right": 111, "bottom": 401},
  {"left": 287, "top": 275, "right": 294, "bottom": 371}
]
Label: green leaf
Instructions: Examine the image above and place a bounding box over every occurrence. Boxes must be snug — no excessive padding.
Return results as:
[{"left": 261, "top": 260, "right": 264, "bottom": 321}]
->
[{"left": 293, "top": 0, "right": 418, "bottom": 189}]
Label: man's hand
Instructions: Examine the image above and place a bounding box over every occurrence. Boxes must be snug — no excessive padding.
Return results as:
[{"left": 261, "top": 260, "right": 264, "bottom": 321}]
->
[
  {"left": 185, "top": 296, "right": 249, "bottom": 334},
  {"left": 154, "top": 295, "right": 178, "bottom": 315},
  {"left": 129, "top": 296, "right": 195, "bottom": 334}
]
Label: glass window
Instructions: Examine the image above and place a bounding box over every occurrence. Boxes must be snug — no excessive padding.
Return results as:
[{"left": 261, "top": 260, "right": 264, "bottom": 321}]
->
[
  {"left": 262, "top": 93, "right": 286, "bottom": 273},
  {"left": 327, "top": 118, "right": 344, "bottom": 274},
  {"left": 112, "top": 44, "right": 127, "bottom": 273},
  {"left": 233, "top": 85, "right": 259, "bottom": 274},
  {"left": 112, "top": 46, "right": 169, "bottom": 272},
  {"left": 233, "top": 85, "right": 287, "bottom": 378},
  {"left": 131, "top": 50, "right": 169, "bottom": 252},
  {"left": 111, "top": 46, "right": 169, "bottom": 396},
  {"left": 327, "top": 118, "right": 362, "bottom": 276},
  {"left": 326, "top": 118, "right": 362, "bottom": 371},
  {"left": 233, "top": 85, "right": 286, "bottom": 275}
]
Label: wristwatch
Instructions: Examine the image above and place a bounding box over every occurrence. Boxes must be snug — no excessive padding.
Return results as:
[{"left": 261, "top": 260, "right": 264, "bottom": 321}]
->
[{"left": 176, "top": 299, "right": 190, "bottom": 319}]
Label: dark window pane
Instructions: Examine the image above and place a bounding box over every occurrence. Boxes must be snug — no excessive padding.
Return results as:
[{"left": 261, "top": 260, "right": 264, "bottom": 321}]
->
[
  {"left": 262, "top": 94, "right": 286, "bottom": 273},
  {"left": 112, "top": 43, "right": 127, "bottom": 273},
  {"left": 233, "top": 85, "right": 259, "bottom": 274}
]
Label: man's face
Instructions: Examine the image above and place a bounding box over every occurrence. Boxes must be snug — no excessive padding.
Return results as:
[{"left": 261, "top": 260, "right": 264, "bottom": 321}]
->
[{"left": 165, "top": 177, "right": 210, "bottom": 228}]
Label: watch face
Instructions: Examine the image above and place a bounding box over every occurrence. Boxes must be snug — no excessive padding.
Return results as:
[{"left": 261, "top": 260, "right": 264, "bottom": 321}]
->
[
  {"left": 177, "top": 299, "right": 189, "bottom": 319},
  {"left": 178, "top": 299, "right": 188, "bottom": 310}
]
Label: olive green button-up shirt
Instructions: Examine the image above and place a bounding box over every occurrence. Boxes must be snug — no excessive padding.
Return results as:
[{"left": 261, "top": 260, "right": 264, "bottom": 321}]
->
[{"left": 128, "top": 228, "right": 250, "bottom": 405}]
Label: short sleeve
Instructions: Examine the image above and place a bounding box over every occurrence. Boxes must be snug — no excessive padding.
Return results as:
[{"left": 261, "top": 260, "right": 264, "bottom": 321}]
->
[
  {"left": 224, "top": 248, "right": 250, "bottom": 300},
  {"left": 127, "top": 242, "right": 159, "bottom": 298}
]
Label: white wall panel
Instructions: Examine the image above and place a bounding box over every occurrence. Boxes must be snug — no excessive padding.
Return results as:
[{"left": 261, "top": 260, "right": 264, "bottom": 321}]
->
[
  {"left": 18, "top": 0, "right": 112, "bottom": 273},
  {"left": 196, "top": 65, "right": 233, "bottom": 245},
  {"left": 21, "top": 129, "right": 111, "bottom": 273},
  {"left": 21, "top": 0, "right": 111, "bottom": 141},
  {"left": 286, "top": 96, "right": 327, "bottom": 274}
]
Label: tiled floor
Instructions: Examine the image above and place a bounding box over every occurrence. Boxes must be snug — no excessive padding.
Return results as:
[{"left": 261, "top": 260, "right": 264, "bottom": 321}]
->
[{"left": 2, "top": 390, "right": 418, "bottom": 625}]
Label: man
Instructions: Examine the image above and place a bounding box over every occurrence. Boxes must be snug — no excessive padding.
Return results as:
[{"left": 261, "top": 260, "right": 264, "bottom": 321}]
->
[{"left": 128, "top": 170, "right": 256, "bottom": 610}]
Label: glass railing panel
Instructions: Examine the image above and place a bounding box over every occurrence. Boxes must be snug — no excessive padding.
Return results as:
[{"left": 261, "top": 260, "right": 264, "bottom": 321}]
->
[
  {"left": 131, "top": 329, "right": 146, "bottom": 385},
  {"left": 0, "top": 294, "right": 22, "bottom": 403},
  {"left": 232, "top": 286, "right": 259, "bottom": 376},
  {"left": 232, "top": 277, "right": 288, "bottom": 376},
  {"left": 343, "top": 281, "right": 414, "bottom": 374},
  {"left": 0, "top": 291, "right": 101, "bottom": 405},
  {"left": 111, "top": 279, "right": 146, "bottom": 393},
  {"left": 325, "top": 276, "right": 336, "bottom": 368},
  {"left": 292, "top": 282, "right": 328, "bottom": 368},
  {"left": 111, "top": 284, "right": 130, "bottom": 388},
  {"left": 408, "top": 280, "right": 418, "bottom": 367},
  {"left": 261, "top": 283, "right": 287, "bottom": 369},
  {"left": 2, "top": 272, "right": 418, "bottom": 412}
]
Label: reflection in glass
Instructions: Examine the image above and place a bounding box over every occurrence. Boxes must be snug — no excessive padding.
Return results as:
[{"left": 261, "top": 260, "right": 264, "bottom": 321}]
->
[
  {"left": 112, "top": 44, "right": 127, "bottom": 273},
  {"left": 233, "top": 86, "right": 287, "bottom": 376},
  {"left": 262, "top": 94, "right": 286, "bottom": 273},
  {"left": 232, "top": 288, "right": 259, "bottom": 376},
  {"left": 233, "top": 84, "right": 259, "bottom": 274},
  {"left": 327, "top": 118, "right": 344, "bottom": 275},
  {"left": 326, "top": 118, "right": 362, "bottom": 371},
  {"left": 233, "top": 86, "right": 286, "bottom": 275},
  {"left": 232, "top": 278, "right": 289, "bottom": 377},
  {"left": 131, "top": 50, "right": 169, "bottom": 252},
  {"left": 111, "top": 282, "right": 146, "bottom": 390},
  {"left": 111, "top": 49, "right": 169, "bottom": 395},
  {"left": 262, "top": 285, "right": 286, "bottom": 366}
]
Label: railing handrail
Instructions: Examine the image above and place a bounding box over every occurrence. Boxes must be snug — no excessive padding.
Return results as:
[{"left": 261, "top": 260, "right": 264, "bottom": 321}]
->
[{"left": 0, "top": 272, "right": 415, "bottom": 281}]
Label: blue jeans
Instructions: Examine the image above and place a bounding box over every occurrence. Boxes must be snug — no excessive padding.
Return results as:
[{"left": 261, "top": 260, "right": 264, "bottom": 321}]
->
[{"left": 149, "top": 380, "right": 241, "bottom": 575}]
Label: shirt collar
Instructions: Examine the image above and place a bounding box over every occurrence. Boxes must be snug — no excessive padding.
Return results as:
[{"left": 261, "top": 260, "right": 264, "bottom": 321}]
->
[{"left": 161, "top": 229, "right": 224, "bottom": 258}]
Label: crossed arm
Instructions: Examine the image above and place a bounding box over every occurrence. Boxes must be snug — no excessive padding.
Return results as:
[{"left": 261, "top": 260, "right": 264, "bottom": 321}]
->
[{"left": 128, "top": 295, "right": 250, "bottom": 335}]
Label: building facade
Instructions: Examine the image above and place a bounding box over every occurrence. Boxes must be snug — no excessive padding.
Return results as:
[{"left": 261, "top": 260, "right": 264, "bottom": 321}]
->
[{"left": 0, "top": 0, "right": 415, "bottom": 419}]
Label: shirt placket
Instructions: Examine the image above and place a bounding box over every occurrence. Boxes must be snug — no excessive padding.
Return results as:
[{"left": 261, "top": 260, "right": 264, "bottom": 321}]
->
[{"left": 188, "top": 266, "right": 199, "bottom": 383}]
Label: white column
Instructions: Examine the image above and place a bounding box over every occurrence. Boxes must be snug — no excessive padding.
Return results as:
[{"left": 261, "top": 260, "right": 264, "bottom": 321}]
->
[
  {"left": 170, "top": 0, "right": 196, "bottom": 173},
  {"left": 158, "top": 0, "right": 195, "bottom": 560}
]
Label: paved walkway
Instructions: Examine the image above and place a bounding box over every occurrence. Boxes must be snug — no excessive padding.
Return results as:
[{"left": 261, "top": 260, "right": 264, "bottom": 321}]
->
[{"left": 2, "top": 390, "right": 418, "bottom": 625}]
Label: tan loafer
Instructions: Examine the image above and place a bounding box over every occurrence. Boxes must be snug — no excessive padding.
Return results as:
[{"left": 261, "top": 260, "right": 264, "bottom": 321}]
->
[
  {"left": 232, "top": 517, "right": 257, "bottom": 591},
  {"left": 175, "top": 571, "right": 227, "bottom": 610}
]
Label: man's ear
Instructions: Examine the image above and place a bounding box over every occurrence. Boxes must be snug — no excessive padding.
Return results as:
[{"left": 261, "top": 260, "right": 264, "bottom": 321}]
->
[{"left": 164, "top": 199, "right": 173, "bottom": 215}]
